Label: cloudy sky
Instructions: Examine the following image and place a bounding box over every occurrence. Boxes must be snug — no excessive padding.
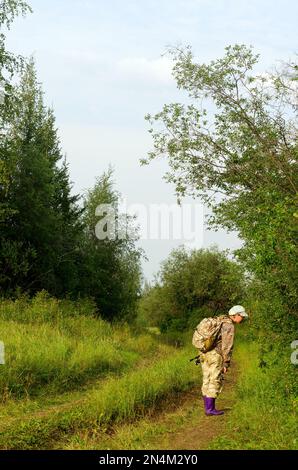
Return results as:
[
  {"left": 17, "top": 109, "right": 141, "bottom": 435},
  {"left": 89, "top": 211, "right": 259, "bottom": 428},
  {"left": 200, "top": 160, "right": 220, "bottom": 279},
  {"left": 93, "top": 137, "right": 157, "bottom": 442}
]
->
[{"left": 5, "top": 0, "right": 297, "bottom": 281}]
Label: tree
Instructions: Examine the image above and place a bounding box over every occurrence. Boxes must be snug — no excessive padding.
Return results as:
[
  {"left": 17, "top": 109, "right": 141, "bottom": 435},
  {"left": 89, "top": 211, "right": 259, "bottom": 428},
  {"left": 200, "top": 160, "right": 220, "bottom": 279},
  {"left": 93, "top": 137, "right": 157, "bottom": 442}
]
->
[
  {"left": 0, "top": 0, "right": 32, "bottom": 223},
  {"left": 138, "top": 246, "right": 245, "bottom": 331},
  {"left": 142, "top": 45, "right": 298, "bottom": 329},
  {"left": 77, "top": 168, "right": 143, "bottom": 322},
  {"left": 0, "top": 0, "right": 31, "bottom": 98},
  {"left": 0, "top": 59, "right": 82, "bottom": 295}
]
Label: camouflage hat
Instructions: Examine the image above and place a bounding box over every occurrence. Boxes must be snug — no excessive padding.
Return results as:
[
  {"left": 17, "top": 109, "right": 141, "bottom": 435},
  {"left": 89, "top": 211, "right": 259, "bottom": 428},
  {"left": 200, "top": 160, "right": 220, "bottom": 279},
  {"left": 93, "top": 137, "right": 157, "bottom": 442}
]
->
[{"left": 228, "top": 305, "right": 248, "bottom": 317}]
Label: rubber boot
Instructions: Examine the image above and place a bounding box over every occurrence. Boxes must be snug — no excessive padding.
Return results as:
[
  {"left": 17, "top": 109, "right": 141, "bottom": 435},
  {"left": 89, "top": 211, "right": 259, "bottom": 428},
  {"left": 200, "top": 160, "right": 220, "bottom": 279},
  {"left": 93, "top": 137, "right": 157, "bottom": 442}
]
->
[{"left": 205, "top": 397, "right": 224, "bottom": 416}]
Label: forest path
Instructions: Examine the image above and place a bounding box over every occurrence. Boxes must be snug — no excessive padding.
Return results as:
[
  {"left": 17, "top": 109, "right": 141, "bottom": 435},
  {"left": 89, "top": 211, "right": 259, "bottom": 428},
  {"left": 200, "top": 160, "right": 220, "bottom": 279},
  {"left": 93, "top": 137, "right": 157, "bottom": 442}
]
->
[
  {"left": 57, "top": 364, "right": 238, "bottom": 450},
  {"left": 156, "top": 367, "right": 237, "bottom": 450}
]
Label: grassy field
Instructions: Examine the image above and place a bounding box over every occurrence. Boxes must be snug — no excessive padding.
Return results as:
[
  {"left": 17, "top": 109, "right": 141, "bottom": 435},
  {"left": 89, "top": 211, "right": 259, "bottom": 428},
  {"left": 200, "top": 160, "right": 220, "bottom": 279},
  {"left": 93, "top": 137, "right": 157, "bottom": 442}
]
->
[
  {"left": 59, "top": 338, "right": 297, "bottom": 451},
  {"left": 0, "top": 292, "right": 165, "bottom": 399},
  {"left": 57, "top": 332, "right": 298, "bottom": 451},
  {"left": 0, "top": 293, "right": 296, "bottom": 450},
  {"left": 0, "top": 293, "right": 198, "bottom": 449}
]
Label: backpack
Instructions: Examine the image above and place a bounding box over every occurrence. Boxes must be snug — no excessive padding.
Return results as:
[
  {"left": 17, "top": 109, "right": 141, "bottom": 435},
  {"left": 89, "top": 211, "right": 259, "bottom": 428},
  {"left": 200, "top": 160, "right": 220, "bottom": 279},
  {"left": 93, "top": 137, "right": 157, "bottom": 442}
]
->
[{"left": 192, "top": 315, "right": 228, "bottom": 353}]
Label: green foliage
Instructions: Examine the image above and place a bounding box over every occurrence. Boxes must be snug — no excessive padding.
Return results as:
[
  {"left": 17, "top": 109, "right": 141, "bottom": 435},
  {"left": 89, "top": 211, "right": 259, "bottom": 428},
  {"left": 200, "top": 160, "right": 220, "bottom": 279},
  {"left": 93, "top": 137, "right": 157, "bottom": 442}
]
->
[
  {"left": 0, "top": 3, "right": 142, "bottom": 321},
  {"left": 0, "top": 1, "right": 31, "bottom": 29},
  {"left": 0, "top": 1, "right": 32, "bottom": 223},
  {"left": 0, "top": 59, "right": 83, "bottom": 296},
  {"left": 143, "top": 44, "right": 298, "bottom": 333},
  {"left": 1, "top": 7, "right": 85, "bottom": 301},
  {"left": 76, "top": 168, "right": 143, "bottom": 322},
  {"left": 245, "top": 279, "right": 297, "bottom": 340},
  {"left": 138, "top": 246, "right": 245, "bottom": 331},
  {"left": 1, "top": 53, "right": 141, "bottom": 322},
  {"left": 209, "top": 341, "right": 297, "bottom": 450}
]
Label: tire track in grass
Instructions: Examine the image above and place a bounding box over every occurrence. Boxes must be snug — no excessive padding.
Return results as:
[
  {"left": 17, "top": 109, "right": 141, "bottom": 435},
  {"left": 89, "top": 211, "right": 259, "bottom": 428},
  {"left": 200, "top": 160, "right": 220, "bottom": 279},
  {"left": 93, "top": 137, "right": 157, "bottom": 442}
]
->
[
  {"left": 0, "top": 349, "right": 198, "bottom": 449},
  {"left": 0, "top": 345, "right": 172, "bottom": 424},
  {"left": 58, "top": 363, "right": 238, "bottom": 450}
]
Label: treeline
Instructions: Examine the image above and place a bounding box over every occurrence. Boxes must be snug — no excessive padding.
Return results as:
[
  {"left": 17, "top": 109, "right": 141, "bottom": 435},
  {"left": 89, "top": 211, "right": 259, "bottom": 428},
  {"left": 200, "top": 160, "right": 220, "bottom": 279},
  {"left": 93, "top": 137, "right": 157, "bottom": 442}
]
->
[
  {"left": 0, "top": 2, "right": 142, "bottom": 322},
  {"left": 138, "top": 247, "right": 245, "bottom": 334}
]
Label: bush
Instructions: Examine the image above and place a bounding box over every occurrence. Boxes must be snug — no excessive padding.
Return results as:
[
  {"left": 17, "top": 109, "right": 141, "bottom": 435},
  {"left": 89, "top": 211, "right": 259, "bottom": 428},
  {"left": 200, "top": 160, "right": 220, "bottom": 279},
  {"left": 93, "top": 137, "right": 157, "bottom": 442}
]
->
[{"left": 138, "top": 246, "right": 245, "bottom": 331}]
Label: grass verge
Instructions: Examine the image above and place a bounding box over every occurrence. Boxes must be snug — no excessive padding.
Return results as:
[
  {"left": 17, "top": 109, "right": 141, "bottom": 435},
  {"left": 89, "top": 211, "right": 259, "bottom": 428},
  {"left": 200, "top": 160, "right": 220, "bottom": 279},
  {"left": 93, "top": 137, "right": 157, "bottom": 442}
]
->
[
  {"left": 208, "top": 341, "right": 298, "bottom": 450},
  {"left": 0, "top": 347, "right": 198, "bottom": 449}
]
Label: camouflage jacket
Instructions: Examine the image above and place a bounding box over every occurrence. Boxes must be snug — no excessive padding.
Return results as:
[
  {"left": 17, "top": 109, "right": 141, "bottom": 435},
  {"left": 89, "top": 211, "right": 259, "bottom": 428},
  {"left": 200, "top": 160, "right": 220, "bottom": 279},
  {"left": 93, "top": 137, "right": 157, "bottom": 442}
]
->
[{"left": 214, "top": 315, "right": 235, "bottom": 369}]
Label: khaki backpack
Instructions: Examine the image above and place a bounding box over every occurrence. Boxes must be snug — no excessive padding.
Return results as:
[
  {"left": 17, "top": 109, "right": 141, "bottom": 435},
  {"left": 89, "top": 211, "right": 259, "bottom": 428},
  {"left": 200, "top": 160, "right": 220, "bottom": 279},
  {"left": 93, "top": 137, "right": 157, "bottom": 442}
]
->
[{"left": 192, "top": 315, "right": 230, "bottom": 353}]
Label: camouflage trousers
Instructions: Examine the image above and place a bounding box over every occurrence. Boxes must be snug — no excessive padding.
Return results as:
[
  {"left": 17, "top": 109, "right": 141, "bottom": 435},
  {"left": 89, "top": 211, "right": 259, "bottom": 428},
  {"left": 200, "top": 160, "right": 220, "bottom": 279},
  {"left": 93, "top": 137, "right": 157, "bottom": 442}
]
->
[{"left": 200, "top": 349, "right": 224, "bottom": 398}]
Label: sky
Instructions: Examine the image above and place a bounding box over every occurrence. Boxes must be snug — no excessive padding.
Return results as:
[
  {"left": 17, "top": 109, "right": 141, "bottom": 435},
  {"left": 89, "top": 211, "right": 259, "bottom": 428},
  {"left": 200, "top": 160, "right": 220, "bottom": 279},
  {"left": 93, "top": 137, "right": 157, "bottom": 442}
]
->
[{"left": 5, "top": 0, "right": 298, "bottom": 281}]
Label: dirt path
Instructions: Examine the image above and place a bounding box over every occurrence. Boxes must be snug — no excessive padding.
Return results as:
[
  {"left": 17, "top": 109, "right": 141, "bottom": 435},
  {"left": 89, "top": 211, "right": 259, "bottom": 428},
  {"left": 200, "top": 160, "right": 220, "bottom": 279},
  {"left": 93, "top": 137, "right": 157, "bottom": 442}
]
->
[
  {"left": 158, "top": 367, "right": 237, "bottom": 450},
  {"left": 57, "top": 364, "right": 238, "bottom": 450}
]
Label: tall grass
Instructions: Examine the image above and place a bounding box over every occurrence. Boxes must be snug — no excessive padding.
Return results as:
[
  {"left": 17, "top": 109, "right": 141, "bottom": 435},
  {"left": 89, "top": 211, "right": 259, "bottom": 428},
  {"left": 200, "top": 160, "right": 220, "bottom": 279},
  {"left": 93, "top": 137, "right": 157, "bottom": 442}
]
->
[
  {"left": 209, "top": 340, "right": 298, "bottom": 450},
  {"left": 0, "top": 291, "right": 98, "bottom": 324},
  {"left": 0, "top": 292, "right": 161, "bottom": 398},
  {"left": 0, "top": 320, "right": 141, "bottom": 398},
  {"left": 0, "top": 292, "right": 197, "bottom": 450}
]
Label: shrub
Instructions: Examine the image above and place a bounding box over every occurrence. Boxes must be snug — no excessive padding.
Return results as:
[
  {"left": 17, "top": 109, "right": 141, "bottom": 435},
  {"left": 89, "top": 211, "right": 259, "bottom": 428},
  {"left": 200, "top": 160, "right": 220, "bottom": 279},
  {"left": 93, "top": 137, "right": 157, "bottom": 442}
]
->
[{"left": 138, "top": 246, "right": 245, "bottom": 331}]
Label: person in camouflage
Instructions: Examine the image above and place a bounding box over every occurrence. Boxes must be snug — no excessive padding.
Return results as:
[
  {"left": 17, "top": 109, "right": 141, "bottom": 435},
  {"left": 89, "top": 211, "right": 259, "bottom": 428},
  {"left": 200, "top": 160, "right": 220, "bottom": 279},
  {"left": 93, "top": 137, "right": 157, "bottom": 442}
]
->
[{"left": 200, "top": 305, "right": 248, "bottom": 416}]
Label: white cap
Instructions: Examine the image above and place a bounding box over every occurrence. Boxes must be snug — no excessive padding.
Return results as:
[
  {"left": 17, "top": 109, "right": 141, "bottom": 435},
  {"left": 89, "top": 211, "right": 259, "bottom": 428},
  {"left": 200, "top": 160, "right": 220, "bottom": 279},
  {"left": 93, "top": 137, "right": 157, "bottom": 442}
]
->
[{"left": 228, "top": 305, "right": 248, "bottom": 317}]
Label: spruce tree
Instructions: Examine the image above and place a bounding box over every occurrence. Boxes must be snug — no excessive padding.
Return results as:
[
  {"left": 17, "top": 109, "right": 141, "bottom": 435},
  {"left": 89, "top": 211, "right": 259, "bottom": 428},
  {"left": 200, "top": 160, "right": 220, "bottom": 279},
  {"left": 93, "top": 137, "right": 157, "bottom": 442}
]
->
[
  {"left": 79, "top": 168, "right": 143, "bottom": 321},
  {"left": 0, "top": 59, "right": 82, "bottom": 295}
]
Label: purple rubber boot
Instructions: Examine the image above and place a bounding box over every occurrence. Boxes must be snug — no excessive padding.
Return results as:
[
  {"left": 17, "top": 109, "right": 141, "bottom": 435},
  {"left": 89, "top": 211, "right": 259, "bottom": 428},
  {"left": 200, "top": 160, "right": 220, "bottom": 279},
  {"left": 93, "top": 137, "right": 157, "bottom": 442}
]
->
[{"left": 205, "top": 397, "right": 224, "bottom": 416}]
